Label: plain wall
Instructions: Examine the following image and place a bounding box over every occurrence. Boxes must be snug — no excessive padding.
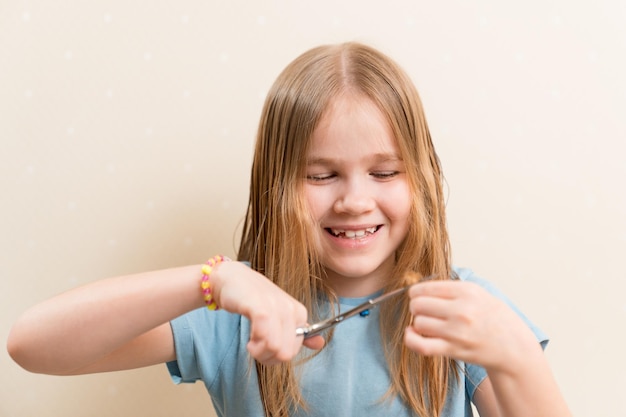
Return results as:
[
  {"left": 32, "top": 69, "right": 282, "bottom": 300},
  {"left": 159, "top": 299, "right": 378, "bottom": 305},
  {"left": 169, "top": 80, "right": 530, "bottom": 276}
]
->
[{"left": 2, "top": 1, "right": 625, "bottom": 416}]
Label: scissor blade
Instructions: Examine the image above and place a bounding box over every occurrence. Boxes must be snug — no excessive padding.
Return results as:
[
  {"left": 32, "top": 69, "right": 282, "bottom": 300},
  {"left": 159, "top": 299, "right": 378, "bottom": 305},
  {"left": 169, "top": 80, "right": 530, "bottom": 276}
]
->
[
  {"left": 296, "top": 284, "right": 415, "bottom": 339},
  {"left": 368, "top": 285, "right": 410, "bottom": 306},
  {"left": 365, "top": 273, "right": 437, "bottom": 306}
]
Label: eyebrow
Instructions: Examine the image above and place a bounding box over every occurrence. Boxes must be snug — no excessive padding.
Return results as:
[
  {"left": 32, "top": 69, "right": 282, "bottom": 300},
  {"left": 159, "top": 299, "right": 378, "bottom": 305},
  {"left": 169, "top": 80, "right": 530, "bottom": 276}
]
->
[{"left": 306, "top": 153, "right": 403, "bottom": 165}]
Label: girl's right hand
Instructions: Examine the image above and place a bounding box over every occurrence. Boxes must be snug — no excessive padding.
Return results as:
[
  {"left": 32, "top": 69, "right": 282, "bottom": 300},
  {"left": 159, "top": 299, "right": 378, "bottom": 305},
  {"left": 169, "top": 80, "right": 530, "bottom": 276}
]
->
[{"left": 210, "top": 261, "right": 324, "bottom": 365}]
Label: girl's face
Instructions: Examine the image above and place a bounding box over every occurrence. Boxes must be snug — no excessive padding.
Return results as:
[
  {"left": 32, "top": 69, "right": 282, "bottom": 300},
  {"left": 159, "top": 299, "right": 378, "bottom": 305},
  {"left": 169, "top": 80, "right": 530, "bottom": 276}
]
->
[{"left": 304, "top": 94, "right": 411, "bottom": 297}]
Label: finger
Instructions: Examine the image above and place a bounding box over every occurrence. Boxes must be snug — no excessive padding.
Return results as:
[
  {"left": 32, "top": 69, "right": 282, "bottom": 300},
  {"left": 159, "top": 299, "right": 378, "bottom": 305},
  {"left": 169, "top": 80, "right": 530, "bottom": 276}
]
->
[
  {"left": 283, "top": 318, "right": 305, "bottom": 359},
  {"left": 247, "top": 329, "right": 277, "bottom": 363},
  {"left": 248, "top": 334, "right": 296, "bottom": 364},
  {"left": 408, "top": 280, "right": 461, "bottom": 299},
  {"left": 409, "top": 296, "right": 452, "bottom": 319},
  {"left": 410, "top": 314, "right": 450, "bottom": 339},
  {"left": 404, "top": 326, "right": 450, "bottom": 357},
  {"left": 247, "top": 316, "right": 287, "bottom": 363},
  {"left": 247, "top": 340, "right": 276, "bottom": 364},
  {"left": 410, "top": 311, "right": 487, "bottom": 360}
]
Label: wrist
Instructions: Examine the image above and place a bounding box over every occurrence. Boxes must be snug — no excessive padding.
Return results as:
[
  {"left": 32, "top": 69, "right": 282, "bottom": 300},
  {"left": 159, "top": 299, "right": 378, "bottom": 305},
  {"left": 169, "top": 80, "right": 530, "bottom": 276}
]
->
[
  {"left": 485, "top": 330, "right": 544, "bottom": 377},
  {"left": 200, "top": 255, "right": 231, "bottom": 311}
]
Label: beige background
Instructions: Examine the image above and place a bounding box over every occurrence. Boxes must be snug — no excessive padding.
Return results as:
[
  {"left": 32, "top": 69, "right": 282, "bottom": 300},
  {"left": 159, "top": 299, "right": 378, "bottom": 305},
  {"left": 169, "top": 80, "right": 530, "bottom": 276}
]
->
[{"left": 2, "top": 1, "right": 625, "bottom": 416}]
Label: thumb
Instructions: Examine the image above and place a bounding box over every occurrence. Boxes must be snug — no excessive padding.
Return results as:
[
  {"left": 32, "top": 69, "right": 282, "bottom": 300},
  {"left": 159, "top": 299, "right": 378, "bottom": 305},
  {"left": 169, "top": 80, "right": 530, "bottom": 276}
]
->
[{"left": 303, "top": 335, "right": 325, "bottom": 350}]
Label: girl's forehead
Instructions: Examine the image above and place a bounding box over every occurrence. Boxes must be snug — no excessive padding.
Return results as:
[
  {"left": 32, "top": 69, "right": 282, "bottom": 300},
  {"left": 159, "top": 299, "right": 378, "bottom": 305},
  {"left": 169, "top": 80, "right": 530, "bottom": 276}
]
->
[
  {"left": 307, "top": 95, "right": 401, "bottom": 161},
  {"left": 319, "top": 93, "right": 380, "bottom": 120}
]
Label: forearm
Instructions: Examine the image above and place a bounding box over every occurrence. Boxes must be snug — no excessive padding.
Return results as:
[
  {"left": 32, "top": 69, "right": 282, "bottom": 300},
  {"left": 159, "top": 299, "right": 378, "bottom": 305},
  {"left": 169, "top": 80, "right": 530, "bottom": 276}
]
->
[
  {"left": 485, "top": 345, "right": 572, "bottom": 417},
  {"left": 7, "top": 265, "right": 204, "bottom": 374}
]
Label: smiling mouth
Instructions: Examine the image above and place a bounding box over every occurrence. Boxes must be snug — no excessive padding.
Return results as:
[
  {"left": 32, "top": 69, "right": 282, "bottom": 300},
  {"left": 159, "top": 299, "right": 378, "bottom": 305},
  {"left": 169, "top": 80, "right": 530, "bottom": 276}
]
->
[{"left": 326, "top": 226, "right": 381, "bottom": 239}]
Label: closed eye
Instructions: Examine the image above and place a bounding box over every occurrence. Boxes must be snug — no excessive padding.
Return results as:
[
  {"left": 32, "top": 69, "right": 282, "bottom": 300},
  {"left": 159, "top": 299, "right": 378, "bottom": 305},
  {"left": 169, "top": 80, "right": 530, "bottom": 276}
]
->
[
  {"left": 370, "top": 171, "right": 400, "bottom": 179},
  {"left": 306, "top": 173, "right": 336, "bottom": 182}
]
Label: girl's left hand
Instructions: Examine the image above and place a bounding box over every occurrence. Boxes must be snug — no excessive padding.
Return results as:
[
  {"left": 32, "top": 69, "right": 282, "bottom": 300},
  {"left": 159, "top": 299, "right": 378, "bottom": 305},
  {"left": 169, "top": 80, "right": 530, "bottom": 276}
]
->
[{"left": 404, "top": 280, "right": 539, "bottom": 372}]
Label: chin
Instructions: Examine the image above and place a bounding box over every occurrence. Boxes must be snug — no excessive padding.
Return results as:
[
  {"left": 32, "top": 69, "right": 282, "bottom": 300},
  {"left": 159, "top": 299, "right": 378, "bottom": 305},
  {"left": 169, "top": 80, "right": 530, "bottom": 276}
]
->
[{"left": 326, "top": 259, "right": 386, "bottom": 279}]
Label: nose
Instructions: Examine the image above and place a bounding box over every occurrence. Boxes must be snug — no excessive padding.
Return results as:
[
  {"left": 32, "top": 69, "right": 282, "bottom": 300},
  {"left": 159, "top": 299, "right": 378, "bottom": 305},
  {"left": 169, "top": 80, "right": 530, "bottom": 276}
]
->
[{"left": 333, "top": 177, "right": 376, "bottom": 215}]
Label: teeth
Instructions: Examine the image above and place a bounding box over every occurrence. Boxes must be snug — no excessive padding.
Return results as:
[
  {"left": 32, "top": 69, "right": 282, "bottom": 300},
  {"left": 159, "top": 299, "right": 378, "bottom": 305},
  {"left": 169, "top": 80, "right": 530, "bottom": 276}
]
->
[
  {"left": 330, "top": 226, "right": 378, "bottom": 238},
  {"left": 345, "top": 230, "right": 363, "bottom": 238}
]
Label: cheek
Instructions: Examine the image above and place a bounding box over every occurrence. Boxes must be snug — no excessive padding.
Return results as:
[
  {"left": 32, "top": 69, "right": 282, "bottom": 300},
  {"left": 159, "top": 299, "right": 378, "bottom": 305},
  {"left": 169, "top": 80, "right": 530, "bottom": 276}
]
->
[
  {"left": 303, "top": 188, "right": 326, "bottom": 251},
  {"left": 383, "top": 182, "right": 412, "bottom": 221},
  {"left": 304, "top": 186, "right": 326, "bottom": 220}
]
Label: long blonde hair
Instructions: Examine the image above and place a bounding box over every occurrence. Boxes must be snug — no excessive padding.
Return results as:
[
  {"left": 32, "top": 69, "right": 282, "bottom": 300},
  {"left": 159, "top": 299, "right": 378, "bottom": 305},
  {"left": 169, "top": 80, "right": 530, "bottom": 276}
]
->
[{"left": 238, "top": 42, "right": 455, "bottom": 417}]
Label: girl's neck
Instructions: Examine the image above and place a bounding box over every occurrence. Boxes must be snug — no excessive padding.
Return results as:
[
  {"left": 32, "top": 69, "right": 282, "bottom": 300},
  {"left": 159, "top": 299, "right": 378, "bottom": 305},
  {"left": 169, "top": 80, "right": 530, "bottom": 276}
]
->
[{"left": 324, "top": 257, "right": 394, "bottom": 297}]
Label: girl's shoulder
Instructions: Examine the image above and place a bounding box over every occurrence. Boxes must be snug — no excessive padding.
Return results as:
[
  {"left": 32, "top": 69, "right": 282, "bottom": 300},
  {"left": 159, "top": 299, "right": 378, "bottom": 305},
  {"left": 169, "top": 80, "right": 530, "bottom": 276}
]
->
[{"left": 453, "top": 266, "right": 507, "bottom": 295}]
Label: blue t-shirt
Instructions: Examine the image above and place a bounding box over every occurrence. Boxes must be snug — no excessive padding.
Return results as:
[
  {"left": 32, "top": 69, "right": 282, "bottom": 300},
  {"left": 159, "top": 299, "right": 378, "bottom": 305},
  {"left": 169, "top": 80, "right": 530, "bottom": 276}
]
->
[{"left": 167, "top": 267, "right": 548, "bottom": 416}]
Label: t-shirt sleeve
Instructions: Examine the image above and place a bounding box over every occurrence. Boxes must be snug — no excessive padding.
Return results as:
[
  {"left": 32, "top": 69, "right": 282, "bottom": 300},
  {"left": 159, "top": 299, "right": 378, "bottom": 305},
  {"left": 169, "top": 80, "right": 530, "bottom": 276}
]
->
[
  {"left": 166, "top": 310, "right": 200, "bottom": 384},
  {"left": 454, "top": 267, "right": 550, "bottom": 400},
  {"left": 166, "top": 307, "right": 243, "bottom": 385}
]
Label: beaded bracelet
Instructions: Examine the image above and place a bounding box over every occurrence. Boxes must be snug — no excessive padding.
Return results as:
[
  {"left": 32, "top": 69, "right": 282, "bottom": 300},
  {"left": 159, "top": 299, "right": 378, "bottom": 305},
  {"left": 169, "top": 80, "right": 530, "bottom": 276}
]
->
[{"left": 201, "top": 255, "right": 228, "bottom": 311}]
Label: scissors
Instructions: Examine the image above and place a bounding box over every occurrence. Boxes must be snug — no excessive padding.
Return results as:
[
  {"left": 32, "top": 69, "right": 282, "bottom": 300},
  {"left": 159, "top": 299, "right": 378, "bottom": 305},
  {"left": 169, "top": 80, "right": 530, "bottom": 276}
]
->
[{"left": 295, "top": 273, "right": 437, "bottom": 339}]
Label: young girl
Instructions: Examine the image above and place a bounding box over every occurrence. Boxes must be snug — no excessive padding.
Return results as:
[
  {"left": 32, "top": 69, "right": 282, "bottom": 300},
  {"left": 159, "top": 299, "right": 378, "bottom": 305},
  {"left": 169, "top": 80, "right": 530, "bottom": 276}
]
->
[{"left": 7, "top": 42, "right": 571, "bottom": 417}]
